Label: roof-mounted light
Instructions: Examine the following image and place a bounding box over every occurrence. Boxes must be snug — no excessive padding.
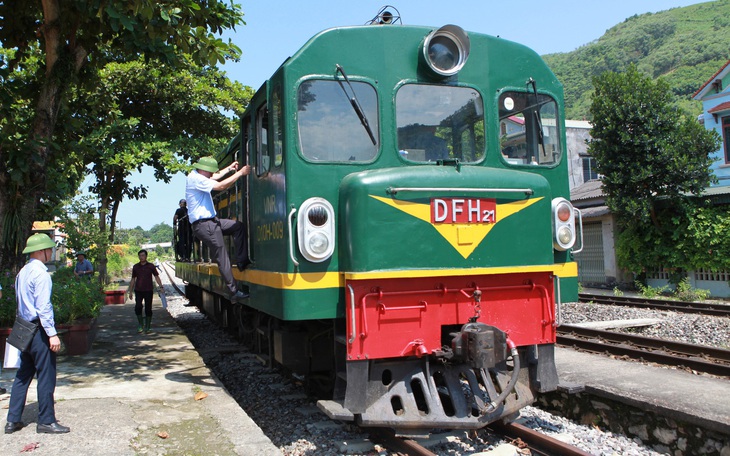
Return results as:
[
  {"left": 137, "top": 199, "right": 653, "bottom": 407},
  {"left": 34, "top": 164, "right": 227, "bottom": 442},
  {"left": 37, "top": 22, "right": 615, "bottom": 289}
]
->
[{"left": 421, "top": 25, "right": 470, "bottom": 77}]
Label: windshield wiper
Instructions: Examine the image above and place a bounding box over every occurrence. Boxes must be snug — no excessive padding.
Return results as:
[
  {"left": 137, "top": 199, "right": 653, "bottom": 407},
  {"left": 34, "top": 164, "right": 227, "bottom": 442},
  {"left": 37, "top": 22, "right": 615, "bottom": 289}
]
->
[
  {"left": 528, "top": 77, "right": 546, "bottom": 157},
  {"left": 335, "top": 64, "right": 377, "bottom": 145}
]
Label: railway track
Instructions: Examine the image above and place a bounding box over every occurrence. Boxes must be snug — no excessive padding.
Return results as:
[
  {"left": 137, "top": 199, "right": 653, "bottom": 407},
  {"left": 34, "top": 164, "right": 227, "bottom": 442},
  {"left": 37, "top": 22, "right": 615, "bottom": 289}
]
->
[
  {"left": 490, "top": 422, "right": 593, "bottom": 456},
  {"left": 579, "top": 293, "right": 730, "bottom": 317},
  {"left": 557, "top": 324, "right": 730, "bottom": 377},
  {"left": 368, "top": 423, "right": 593, "bottom": 456}
]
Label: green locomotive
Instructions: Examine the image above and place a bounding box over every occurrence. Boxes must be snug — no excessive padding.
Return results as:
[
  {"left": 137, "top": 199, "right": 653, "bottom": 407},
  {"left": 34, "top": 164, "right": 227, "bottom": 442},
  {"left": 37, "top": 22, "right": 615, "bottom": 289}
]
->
[{"left": 177, "top": 15, "right": 581, "bottom": 432}]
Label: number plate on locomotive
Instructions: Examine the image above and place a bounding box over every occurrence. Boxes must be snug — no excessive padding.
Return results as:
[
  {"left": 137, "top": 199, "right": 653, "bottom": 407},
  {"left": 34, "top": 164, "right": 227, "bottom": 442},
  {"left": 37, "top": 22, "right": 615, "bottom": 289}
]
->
[{"left": 431, "top": 198, "right": 497, "bottom": 224}]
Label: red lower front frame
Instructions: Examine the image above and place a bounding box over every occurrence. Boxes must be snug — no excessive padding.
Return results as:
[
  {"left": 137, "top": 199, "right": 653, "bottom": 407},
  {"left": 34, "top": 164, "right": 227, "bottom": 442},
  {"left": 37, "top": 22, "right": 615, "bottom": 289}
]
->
[{"left": 345, "top": 272, "right": 555, "bottom": 361}]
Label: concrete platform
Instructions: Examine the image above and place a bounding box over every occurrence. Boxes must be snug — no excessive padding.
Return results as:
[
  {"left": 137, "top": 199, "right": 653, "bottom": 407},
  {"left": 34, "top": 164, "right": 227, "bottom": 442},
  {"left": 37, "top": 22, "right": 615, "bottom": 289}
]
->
[
  {"left": 0, "top": 299, "right": 281, "bottom": 456},
  {"left": 555, "top": 346, "right": 730, "bottom": 435}
]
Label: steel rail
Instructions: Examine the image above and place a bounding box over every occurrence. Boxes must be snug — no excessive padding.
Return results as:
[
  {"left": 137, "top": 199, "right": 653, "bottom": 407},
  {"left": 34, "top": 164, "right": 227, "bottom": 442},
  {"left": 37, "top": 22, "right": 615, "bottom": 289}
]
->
[
  {"left": 579, "top": 293, "right": 730, "bottom": 317},
  {"left": 489, "top": 421, "right": 593, "bottom": 456},
  {"left": 558, "top": 324, "right": 730, "bottom": 377},
  {"left": 160, "top": 262, "right": 186, "bottom": 297},
  {"left": 367, "top": 428, "right": 437, "bottom": 456}
]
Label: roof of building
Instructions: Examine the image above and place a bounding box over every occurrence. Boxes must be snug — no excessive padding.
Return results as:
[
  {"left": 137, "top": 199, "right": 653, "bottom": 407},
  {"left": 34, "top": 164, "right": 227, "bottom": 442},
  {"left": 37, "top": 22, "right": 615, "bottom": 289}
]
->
[
  {"left": 700, "top": 185, "right": 730, "bottom": 197},
  {"left": 570, "top": 180, "right": 604, "bottom": 201},
  {"left": 693, "top": 59, "right": 730, "bottom": 100},
  {"left": 565, "top": 120, "right": 592, "bottom": 129},
  {"left": 579, "top": 205, "right": 610, "bottom": 218},
  {"left": 708, "top": 101, "right": 730, "bottom": 114}
]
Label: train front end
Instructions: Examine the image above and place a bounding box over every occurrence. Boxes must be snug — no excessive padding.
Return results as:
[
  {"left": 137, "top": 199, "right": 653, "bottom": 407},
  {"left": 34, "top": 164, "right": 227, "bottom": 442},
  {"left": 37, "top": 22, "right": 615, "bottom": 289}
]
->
[{"left": 284, "top": 24, "right": 580, "bottom": 430}]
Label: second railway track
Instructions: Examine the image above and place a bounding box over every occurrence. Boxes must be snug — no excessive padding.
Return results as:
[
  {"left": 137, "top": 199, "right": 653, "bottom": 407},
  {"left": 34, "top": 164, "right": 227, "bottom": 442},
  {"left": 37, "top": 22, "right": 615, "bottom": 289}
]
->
[
  {"left": 557, "top": 324, "right": 730, "bottom": 377},
  {"left": 579, "top": 293, "right": 730, "bottom": 317}
]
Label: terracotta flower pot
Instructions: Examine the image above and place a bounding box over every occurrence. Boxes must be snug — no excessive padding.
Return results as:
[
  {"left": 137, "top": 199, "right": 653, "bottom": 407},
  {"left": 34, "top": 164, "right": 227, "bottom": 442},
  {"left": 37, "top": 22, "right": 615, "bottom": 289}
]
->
[
  {"left": 56, "top": 318, "right": 98, "bottom": 356},
  {"left": 105, "top": 290, "right": 126, "bottom": 305}
]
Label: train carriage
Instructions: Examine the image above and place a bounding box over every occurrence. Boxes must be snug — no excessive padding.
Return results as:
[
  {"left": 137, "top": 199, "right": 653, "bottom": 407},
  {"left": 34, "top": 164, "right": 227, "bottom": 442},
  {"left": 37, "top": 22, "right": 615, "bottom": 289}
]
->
[{"left": 177, "top": 16, "right": 581, "bottom": 433}]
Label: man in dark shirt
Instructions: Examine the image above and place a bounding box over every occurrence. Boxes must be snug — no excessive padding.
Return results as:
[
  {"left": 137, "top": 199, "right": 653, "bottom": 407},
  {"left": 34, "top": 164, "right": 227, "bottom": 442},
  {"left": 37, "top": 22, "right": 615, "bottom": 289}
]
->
[
  {"left": 173, "top": 199, "right": 192, "bottom": 261},
  {"left": 127, "top": 250, "right": 164, "bottom": 334}
]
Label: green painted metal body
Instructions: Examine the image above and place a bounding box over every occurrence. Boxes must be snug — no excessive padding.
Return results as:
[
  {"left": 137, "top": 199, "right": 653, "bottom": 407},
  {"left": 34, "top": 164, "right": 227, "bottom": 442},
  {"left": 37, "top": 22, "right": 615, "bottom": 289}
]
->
[{"left": 180, "top": 24, "right": 576, "bottom": 321}]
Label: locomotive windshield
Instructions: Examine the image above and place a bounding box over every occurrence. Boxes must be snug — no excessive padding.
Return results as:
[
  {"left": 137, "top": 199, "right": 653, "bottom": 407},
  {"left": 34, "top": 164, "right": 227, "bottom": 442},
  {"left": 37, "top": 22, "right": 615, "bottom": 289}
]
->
[
  {"left": 396, "top": 84, "right": 484, "bottom": 163},
  {"left": 498, "top": 91, "right": 561, "bottom": 166},
  {"left": 297, "top": 79, "right": 379, "bottom": 162}
]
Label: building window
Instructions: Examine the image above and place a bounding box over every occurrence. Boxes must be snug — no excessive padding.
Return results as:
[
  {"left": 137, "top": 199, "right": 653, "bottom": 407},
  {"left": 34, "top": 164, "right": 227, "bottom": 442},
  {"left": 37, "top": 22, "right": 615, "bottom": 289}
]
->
[
  {"left": 722, "top": 116, "right": 730, "bottom": 163},
  {"left": 582, "top": 155, "right": 598, "bottom": 181}
]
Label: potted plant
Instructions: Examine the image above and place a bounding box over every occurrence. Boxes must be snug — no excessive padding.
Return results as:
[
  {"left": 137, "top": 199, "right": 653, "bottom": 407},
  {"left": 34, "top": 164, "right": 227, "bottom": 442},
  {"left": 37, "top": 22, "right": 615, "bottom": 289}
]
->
[{"left": 51, "top": 267, "right": 104, "bottom": 355}]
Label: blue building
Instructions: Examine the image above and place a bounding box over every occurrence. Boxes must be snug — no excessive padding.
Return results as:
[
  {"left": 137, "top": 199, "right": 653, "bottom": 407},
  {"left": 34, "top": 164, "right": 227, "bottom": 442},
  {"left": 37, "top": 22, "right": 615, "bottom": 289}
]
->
[{"left": 693, "top": 59, "right": 730, "bottom": 187}]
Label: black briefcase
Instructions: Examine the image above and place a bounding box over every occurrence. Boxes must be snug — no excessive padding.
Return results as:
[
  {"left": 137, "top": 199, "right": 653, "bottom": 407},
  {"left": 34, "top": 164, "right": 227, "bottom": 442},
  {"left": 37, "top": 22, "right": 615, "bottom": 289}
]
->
[{"left": 7, "top": 317, "right": 39, "bottom": 353}]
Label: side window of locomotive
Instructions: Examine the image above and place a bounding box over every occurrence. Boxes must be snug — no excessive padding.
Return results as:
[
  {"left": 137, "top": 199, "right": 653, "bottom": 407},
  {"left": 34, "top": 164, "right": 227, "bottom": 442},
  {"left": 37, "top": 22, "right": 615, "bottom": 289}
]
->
[
  {"left": 499, "top": 92, "right": 561, "bottom": 166},
  {"left": 272, "top": 85, "right": 283, "bottom": 167},
  {"left": 256, "top": 104, "right": 270, "bottom": 176},
  {"left": 297, "top": 79, "right": 379, "bottom": 162},
  {"left": 396, "top": 84, "right": 484, "bottom": 163}
]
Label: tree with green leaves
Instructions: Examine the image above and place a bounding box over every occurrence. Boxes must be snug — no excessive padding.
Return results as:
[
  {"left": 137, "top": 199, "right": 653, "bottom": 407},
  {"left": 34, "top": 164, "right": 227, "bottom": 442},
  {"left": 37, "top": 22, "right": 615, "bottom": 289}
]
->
[
  {"left": 56, "top": 195, "right": 110, "bottom": 272},
  {"left": 0, "top": 0, "right": 245, "bottom": 271},
  {"left": 70, "top": 57, "right": 252, "bottom": 281},
  {"left": 148, "top": 223, "right": 173, "bottom": 245},
  {"left": 588, "top": 64, "right": 721, "bottom": 281},
  {"left": 588, "top": 64, "right": 719, "bottom": 226}
]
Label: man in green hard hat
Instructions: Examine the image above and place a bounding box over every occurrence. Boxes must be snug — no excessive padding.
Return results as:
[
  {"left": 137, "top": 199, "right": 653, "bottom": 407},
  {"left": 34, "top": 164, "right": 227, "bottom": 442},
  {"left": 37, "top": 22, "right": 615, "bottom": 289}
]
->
[
  {"left": 186, "top": 156, "right": 251, "bottom": 302},
  {"left": 6, "top": 233, "right": 70, "bottom": 435}
]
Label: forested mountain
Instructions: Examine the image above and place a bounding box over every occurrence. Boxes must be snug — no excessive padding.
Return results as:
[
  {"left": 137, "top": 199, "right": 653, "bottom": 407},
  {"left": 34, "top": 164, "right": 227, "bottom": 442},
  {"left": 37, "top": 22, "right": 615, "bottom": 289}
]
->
[{"left": 543, "top": 0, "right": 730, "bottom": 119}]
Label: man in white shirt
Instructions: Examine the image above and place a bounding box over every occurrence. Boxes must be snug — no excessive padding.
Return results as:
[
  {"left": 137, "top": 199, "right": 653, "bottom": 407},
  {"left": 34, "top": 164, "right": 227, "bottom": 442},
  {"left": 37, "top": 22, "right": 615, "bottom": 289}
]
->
[{"left": 185, "top": 156, "right": 251, "bottom": 302}]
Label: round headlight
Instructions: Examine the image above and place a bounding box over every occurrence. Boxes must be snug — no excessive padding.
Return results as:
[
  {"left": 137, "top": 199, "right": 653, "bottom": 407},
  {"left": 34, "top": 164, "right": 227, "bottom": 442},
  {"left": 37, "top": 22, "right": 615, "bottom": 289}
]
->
[
  {"left": 558, "top": 226, "right": 573, "bottom": 245},
  {"left": 308, "top": 232, "right": 330, "bottom": 255},
  {"left": 557, "top": 203, "right": 572, "bottom": 222},
  {"left": 422, "top": 25, "right": 470, "bottom": 77},
  {"left": 308, "top": 206, "right": 328, "bottom": 226}
]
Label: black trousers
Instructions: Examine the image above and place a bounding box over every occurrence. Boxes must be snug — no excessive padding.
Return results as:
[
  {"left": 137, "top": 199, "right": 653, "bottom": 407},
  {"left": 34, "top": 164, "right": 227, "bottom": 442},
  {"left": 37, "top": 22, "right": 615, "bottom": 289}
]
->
[
  {"left": 192, "top": 218, "right": 247, "bottom": 295},
  {"left": 177, "top": 224, "right": 192, "bottom": 260},
  {"left": 7, "top": 329, "right": 57, "bottom": 425},
  {"left": 134, "top": 290, "right": 154, "bottom": 317}
]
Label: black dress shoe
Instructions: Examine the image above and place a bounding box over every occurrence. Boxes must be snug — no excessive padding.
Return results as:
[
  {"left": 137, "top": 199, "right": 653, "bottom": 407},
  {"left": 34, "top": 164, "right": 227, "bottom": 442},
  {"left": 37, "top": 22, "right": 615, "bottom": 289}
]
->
[
  {"left": 5, "top": 421, "right": 23, "bottom": 434},
  {"left": 236, "top": 259, "right": 252, "bottom": 271},
  {"left": 230, "top": 290, "right": 250, "bottom": 302},
  {"left": 37, "top": 422, "right": 70, "bottom": 434}
]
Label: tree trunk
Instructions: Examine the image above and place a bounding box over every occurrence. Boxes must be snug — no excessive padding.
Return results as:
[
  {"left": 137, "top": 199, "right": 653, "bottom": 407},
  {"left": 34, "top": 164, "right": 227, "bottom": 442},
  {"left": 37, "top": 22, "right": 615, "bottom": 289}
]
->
[
  {"left": 97, "top": 204, "right": 110, "bottom": 286},
  {"left": 0, "top": 0, "right": 87, "bottom": 272},
  {"left": 0, "top": 186, "right": 38, "bottom": 272}
]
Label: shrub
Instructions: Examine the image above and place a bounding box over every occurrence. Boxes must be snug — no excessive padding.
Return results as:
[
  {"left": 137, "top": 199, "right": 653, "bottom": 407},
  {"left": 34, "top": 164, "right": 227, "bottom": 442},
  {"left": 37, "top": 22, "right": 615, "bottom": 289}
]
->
[
  {"left": 51, "top": 267, "right": 104, "bottom": 324},
  {"left": 675, "top": 277, "right": 711, "bottom": 302},
  {"left": 635, "top": 281, "right": 669, "bottom": 299}
]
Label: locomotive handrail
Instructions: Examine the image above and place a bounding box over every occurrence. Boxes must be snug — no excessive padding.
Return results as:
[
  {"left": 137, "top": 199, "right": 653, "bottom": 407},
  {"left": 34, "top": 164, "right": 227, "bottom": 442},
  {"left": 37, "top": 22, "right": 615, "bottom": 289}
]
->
[
  {"left": 376, "top": 301, "right": 428, "bottom": 313},
  {"left": 347, "top": 284, "right": 356, "bottom": 344},
  {"left": 554, "top": 275, "right": 562, "bottom": 327},
  {"left": 386, "top": 186, "right": 534, "bottom": 196},
  {"left": 288, "top": 207, "right": 300, "bottom": 267},
  {"left": 572, "top": 207, "right": 584, "bottom": 254}
]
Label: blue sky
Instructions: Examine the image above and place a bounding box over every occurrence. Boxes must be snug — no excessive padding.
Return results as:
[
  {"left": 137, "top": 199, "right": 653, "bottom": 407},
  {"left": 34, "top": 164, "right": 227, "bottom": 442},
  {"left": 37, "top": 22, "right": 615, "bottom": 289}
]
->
[{"left": 111, "top": 0, "right": 710, "bottom": 230}]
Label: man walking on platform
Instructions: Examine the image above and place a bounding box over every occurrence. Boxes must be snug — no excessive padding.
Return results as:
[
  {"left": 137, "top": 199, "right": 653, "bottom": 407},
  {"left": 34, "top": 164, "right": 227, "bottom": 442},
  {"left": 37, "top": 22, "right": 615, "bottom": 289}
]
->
[
  {"left": 5, "top": 234, "right": 70, "bottom": 435},
  {"left": 185, "top": 156, "right": 251, "bottom": 302},
  {"left": 127, "top": 249, "right": 164, "bottom": 334}
]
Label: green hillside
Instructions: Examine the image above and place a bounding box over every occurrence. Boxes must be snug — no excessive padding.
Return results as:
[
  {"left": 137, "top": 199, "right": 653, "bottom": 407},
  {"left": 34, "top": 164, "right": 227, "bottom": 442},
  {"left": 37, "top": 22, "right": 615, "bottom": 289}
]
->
[{"left": 543, "top": 0, "right": 730, "bottom": 119}]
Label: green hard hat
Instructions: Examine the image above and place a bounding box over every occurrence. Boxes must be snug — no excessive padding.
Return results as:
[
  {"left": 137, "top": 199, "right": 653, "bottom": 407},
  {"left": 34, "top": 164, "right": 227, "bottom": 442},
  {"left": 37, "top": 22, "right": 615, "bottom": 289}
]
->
[
  {"left": 22, "top": 233, "right": 56, "bottom": 254},
  {"left": 193, "top": 156, "right": 219, "bottom": 173}
]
